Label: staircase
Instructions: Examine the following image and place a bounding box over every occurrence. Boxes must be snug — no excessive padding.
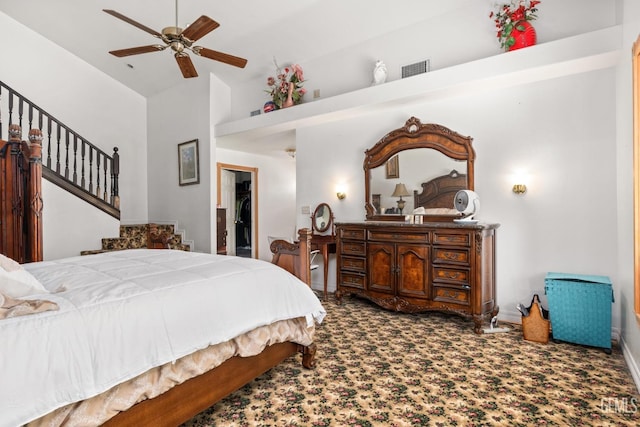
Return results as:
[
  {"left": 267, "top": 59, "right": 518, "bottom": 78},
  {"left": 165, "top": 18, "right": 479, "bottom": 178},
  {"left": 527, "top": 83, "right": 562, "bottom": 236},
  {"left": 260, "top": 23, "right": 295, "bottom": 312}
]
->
[{"left": 0, "top": 80, "right": 120, "bottom": 219}]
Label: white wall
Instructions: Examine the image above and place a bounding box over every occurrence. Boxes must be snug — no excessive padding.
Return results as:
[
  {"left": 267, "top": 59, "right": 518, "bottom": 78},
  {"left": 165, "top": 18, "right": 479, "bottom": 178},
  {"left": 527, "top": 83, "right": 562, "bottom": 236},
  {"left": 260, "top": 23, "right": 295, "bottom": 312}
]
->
[
  {"left": 146, "top": 76, "right": 220, "bottom": 253},
  {"left": 42, "top": 181, "right": 120, "bottom": 259},
  {"left": 295, "top": 68, "right": 618, "bottom": 311},
  {"left": 617, "top": 0, "right": 640, "bottom": 386},
  {"left": 230, "top": 0, "right": 617, "bottom": 121},
  {"left": 1, "top": 11, "right": 148, "bottom": 259}
]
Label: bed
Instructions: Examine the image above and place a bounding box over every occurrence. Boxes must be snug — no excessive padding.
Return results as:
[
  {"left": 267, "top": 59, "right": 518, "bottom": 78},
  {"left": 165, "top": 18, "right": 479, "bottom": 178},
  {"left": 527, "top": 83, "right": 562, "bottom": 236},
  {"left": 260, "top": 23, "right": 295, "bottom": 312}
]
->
[
  {"left": 413, "top": 169, "right": 467, "bottom": 212},
  {"left": 1, "top": 128, "right": 325, "bottom": 426}
]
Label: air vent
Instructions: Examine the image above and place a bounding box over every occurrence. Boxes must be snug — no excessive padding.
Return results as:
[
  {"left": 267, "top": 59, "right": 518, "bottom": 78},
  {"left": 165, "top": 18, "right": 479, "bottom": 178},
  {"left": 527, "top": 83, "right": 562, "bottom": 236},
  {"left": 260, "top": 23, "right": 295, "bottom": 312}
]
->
[
  {"left": 250, "top": 109, "right": 261, "bottom": 117},
  {"left": 402, "top": 60, "right": 430, "bottom": 79}
]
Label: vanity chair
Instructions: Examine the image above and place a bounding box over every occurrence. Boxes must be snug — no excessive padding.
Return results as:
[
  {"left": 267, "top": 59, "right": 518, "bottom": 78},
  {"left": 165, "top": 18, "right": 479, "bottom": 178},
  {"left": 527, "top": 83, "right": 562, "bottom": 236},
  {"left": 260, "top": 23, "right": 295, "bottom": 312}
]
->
[
  {"left": 310, "top": 203, "right": 337, "bottom": 300},
  {"left": 335, "top": 117, "right": 500, "bottom": 333}
]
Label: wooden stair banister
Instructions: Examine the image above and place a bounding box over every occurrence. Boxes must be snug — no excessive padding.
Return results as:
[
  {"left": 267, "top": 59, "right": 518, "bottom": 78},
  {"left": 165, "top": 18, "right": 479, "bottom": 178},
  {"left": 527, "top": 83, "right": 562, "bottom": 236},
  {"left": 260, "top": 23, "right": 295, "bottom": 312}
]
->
[{"left": 0, "top": 80, "right": 120, "bottom": 219}]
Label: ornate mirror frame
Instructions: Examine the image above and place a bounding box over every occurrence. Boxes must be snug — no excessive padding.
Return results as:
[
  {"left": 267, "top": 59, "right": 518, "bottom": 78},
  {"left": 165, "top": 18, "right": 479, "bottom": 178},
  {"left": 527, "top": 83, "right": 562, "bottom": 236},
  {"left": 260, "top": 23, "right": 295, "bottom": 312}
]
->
[
  {"left": 364, "top": 117, "right": 476, "bottom": 221},
  {"left": 312, "top": 202, "right": 334, "bottom": 234}
]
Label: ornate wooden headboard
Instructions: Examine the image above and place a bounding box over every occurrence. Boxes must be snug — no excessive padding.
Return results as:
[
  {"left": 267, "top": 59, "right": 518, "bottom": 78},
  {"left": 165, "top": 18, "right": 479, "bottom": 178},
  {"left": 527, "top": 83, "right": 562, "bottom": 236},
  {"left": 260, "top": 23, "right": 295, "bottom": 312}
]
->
[
  {"left": 0, "top": 124, "right": 43, "bottom": 263},
  {"left": 413, "top": 169, "right": 467, "bottom": 210}
]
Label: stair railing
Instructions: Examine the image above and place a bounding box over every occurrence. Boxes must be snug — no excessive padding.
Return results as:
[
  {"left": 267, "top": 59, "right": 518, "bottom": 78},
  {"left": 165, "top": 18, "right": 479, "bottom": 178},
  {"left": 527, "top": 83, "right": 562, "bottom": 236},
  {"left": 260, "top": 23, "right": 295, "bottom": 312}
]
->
[{"left": 0, "top": 81, "right": 120, "bottom": 219}]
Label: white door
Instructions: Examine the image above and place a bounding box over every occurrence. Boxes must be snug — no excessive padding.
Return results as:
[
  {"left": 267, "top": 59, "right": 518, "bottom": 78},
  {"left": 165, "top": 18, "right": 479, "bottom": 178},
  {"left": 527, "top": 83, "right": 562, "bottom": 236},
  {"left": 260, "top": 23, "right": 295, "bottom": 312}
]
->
[{"left": 221, "top": 169, "right": 236, "bottom": 256}]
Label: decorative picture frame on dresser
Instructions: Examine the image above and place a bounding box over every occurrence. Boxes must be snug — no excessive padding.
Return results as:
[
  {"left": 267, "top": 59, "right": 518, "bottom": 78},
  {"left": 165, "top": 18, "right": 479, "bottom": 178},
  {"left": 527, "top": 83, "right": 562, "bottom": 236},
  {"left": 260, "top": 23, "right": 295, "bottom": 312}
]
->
[
  {"left": 335, "top": 117, "right": 499, "bottom": 333},
  {"left": 178, "top": 139, "right": 200, "bottom": 186}
]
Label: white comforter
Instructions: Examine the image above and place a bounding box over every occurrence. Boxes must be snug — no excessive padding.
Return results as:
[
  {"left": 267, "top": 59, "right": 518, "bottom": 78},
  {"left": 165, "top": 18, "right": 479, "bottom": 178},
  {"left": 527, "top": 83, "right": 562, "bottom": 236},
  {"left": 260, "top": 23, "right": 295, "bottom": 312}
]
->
[{"left": 1, "top": 249, "right": 326, "bottom": 427}]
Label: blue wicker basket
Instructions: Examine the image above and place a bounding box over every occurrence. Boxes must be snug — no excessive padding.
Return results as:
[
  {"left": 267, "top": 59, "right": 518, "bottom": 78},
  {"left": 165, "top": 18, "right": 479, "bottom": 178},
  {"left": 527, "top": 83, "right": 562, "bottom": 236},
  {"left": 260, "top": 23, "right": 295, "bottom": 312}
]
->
[{"left": 544, "top": 272, "right": 613, "bottom": 351}]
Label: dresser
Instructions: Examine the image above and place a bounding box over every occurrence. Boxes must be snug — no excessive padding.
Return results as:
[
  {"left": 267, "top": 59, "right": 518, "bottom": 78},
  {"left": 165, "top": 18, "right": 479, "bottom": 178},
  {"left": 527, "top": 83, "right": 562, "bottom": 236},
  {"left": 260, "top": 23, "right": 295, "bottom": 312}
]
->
[{"left": 336, "top": 221, "right": 499, "bottom": 333}]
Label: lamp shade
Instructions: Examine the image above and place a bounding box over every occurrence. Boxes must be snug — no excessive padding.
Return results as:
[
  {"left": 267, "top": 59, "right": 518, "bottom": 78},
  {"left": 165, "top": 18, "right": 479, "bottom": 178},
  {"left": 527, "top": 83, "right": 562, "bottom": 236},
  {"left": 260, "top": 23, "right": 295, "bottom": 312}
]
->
[{"left": 391, "top": 183, "right": 410, "bottom": 197}]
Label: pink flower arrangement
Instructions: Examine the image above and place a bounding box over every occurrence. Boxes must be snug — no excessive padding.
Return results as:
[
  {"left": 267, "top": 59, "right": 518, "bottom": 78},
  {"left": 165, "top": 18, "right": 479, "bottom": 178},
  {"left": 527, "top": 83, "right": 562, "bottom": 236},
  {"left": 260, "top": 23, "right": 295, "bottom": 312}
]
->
[
  {"left": 265, "top": 60, "right": 306, "bottom": 109},
  {"left": 489, "top": 0, "right": 540, "bottom": 50}
]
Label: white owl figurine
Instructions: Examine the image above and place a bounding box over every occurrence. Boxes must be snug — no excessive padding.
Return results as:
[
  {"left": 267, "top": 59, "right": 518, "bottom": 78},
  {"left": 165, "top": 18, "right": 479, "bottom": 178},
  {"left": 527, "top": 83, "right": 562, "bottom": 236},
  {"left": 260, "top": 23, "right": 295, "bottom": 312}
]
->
[{"left": 372, "top": 60, "right": 387, "bottom": 86}]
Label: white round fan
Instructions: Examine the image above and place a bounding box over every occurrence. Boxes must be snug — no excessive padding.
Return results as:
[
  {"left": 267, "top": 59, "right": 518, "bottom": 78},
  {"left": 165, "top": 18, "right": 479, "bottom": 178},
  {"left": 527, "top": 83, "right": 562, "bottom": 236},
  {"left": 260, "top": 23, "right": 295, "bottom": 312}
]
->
[{"left": 453, "top": 190, "right": 480, "bottom": 223}]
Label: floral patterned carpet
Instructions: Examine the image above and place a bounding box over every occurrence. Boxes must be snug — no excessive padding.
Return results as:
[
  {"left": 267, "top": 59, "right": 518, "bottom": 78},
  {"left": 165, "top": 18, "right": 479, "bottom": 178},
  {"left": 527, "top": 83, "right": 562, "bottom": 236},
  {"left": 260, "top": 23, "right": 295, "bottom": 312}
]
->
[{"left": 183, "top": 297, "right": 639, "bottom": 426}]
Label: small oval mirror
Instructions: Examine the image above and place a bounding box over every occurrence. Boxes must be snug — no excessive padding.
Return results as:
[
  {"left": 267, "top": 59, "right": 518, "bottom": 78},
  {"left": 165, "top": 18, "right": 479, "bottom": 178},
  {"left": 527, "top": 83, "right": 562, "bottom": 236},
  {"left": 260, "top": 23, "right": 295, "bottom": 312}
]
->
[{"left": 312, "top": 203, "right": 333, "bottom": 234}]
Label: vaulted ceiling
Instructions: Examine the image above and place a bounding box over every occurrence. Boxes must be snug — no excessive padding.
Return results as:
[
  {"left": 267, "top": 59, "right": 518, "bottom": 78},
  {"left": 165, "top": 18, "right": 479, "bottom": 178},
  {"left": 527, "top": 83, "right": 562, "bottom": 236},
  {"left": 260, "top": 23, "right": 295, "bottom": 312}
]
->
[{"left": 1, "top": 0, "right": 471, "bottom": 97}]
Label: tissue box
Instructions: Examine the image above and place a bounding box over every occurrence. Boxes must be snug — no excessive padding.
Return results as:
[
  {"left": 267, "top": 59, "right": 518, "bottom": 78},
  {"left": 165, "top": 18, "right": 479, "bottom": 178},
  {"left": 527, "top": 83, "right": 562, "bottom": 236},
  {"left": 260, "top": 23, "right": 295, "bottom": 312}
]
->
[{"left": 544, "top": 272, "right": 613, "bottom": 352}]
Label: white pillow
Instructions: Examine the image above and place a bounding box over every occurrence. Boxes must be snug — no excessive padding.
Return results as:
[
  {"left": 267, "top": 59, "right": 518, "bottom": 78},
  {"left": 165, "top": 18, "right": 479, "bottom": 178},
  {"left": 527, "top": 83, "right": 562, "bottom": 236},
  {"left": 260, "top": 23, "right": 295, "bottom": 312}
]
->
[
  {"left": 0, "top": 253, "right": 22, "bottom": 272},
  {"left": 0, "top": 264, "right": 48, "bottom": 298}
]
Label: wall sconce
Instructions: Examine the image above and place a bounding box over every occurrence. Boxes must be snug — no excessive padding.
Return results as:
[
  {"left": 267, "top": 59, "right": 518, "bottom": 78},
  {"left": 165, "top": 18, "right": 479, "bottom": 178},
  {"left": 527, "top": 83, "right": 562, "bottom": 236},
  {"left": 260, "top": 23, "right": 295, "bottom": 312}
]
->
[
  {"left": 336, "top": 183, "right": 346, "bottom": 200},
  {"left": 512, "top": 184, "right": 527, "bottom": 195}
]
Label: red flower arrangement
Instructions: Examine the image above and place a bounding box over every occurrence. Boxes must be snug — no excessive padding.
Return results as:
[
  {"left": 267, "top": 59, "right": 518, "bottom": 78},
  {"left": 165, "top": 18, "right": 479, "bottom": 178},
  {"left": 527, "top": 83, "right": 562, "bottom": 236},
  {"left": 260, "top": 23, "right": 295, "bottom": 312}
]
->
[
  {"left": 489, "top": 0, "right": 541, "bottom": 51},
  {"left": 265, "top": 60, "right": 306, "bottom": 109}
]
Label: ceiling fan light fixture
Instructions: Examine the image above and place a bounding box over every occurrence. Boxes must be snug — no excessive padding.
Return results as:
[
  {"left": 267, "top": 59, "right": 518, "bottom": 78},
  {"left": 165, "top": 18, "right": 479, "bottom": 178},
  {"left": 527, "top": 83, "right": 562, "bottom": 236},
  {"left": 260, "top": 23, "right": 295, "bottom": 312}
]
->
[{"left": 103, "top": 7, "right": 247, "bottom": 78}]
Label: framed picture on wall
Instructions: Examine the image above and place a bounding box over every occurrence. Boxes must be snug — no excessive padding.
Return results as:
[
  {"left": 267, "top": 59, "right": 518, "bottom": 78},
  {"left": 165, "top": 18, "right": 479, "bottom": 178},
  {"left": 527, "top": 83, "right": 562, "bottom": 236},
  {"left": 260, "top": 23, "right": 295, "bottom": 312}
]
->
[
  {"left": 178, "top": 139, "right": 200, "bottom": 186},
  {"left": 386, "top": 155, "right": 399, "bottom": 179}
]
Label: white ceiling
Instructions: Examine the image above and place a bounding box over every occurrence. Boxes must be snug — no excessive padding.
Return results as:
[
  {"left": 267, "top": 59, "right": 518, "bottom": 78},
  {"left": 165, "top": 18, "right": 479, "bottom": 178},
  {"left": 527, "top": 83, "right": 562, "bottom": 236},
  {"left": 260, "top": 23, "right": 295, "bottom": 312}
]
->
[{"left": 1, "top": 0, "right": 470, "bottom": 97}]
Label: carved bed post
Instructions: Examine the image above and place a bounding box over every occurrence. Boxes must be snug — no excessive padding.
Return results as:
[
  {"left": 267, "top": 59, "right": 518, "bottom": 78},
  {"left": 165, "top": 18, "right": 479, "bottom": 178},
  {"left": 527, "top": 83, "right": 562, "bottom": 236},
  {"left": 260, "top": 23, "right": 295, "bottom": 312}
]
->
[
  {"left": 27, "top": 129, "right": 43, "bottom": 262},
  {"left": 296, "top": 228, "right": 312, "bottom": 286},
  {"left": 0, "top": 125, "right": 26, "bottom": 262}
]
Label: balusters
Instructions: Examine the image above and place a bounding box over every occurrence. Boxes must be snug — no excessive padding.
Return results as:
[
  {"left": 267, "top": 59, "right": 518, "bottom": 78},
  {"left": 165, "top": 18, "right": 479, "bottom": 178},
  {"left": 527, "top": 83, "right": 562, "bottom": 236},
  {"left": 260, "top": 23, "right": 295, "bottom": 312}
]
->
[
  {"left": 96, "top": 154, "right": 101, "bottom": 199},
  {"left": 64, "top": 130, "right": 70, "bottom": 180},
  {"left": 46, "top": 117, "right": 52, "bottom": 168},
  {"left": 8, "top": 89, "right": 13, "bottom": 126},
  {"left": 72, "top": 134, "right": 78, "bottom": 184},
  {"left": 81, "top": 141, "right": 86, "bottom": 189},
  {"left": 111, "top": 147, "right": 119, "bottom": 208},
  {"left": 88, "top": 147, "right": 94, "bottom": 194},
  {"left": 55, "top": 125, "right": 61, "bottom": 173},
  {"left": 103, "top": 154, "right": 108, "bottom": 201}
]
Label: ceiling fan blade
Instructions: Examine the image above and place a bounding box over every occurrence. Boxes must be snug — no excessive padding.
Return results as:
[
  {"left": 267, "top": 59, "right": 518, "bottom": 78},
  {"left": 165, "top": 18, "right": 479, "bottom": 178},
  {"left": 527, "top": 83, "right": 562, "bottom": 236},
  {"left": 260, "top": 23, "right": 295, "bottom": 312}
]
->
[
  {"left": 175, "top": 53, "right": 198, "bottom": 78},
  {"left": 109, "top": 45, "right": 166, "bottom": 57},
  {"left": 192, "top": 47, "right": 247, "bottom": 68},
  {"left": 181, "top": 16, "right": 220, "bottom": 42},
  {"left": 103, "top": 9, "right": 162, "bottom": 38}
]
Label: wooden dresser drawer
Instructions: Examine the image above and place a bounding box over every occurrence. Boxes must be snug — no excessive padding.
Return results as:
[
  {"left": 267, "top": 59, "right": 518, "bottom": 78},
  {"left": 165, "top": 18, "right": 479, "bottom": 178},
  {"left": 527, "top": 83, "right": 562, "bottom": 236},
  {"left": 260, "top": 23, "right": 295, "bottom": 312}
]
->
[
  {"left": 432, "top": 266, "right": 470, "bottom": 286},
  {"left": 341, "top": 256, "right": 366, "bottom": 273},
  {"left": 433, "top": 285, "right": 470, "bottom": 306},
  {"left": 341, "top": 241, "right": 366, "bottom": 256},
  {"left": 368, "top": 230, "right": 430, "bottom": 243},
  {"left": 433, "top": 248, "right": 470, "bottom": 265},
  {"left": 433, "top": 232, "right": 471, "bottom": 247},
  {"left": 339, "top": 228, "right": 365, "bottom": 240},
  {"left": 339, "top": 272, "right": 366, "bottom": 289}
]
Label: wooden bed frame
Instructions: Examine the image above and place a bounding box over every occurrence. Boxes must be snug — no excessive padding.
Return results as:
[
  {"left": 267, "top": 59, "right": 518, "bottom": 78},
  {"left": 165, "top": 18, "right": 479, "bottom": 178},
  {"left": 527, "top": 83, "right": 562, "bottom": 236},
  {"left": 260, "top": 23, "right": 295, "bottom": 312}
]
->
[
  {"left": 413, "top": 169, "right": 467, "bottom": 210},
  {"left": 1, "top": 126, "right": 317, "bottom": 426}
]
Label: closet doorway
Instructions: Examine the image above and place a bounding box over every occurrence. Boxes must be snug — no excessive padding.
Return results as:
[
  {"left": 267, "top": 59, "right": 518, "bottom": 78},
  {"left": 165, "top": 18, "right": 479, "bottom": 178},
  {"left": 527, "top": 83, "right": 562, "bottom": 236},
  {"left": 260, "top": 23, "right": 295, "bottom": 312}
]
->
[{"left": 217, "top": 163, "right": 259, "bottom": 258}]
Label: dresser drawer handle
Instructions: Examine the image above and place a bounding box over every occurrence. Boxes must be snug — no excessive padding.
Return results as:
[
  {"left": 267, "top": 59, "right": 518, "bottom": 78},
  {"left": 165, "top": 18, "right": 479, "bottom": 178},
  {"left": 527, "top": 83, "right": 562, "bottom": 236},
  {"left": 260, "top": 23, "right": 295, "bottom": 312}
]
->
[
  {"left": 461, "top": 284, "right": 471, "bottom": 290},
  {"left": 443, "top": 252, "right": 458, "bottom": 260}
]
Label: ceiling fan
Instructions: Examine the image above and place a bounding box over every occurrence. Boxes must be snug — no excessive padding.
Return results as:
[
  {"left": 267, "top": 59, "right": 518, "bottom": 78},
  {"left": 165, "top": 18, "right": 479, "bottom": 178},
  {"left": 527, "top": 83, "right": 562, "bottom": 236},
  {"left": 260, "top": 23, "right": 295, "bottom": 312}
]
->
[{"left": 103, "top": 2, "right": 247, "bottom": 78}]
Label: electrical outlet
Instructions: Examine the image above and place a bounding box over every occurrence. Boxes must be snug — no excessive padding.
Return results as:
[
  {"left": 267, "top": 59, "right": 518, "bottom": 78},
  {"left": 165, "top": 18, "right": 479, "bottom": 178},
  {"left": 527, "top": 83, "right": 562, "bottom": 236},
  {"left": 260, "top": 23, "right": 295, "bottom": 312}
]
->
[
  {"left": 313, "top": 89, "right": 320, "bottom": 99},
  {"left": 301, "top": 206, "right": 310, "bottom": 214}
]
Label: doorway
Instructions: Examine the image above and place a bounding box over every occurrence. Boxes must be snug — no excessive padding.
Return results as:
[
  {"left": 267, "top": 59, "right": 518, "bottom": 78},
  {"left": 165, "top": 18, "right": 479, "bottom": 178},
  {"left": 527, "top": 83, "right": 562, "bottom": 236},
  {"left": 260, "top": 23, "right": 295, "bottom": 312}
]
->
[{"left": 217, "top": 163, "right": 259, "bottom": 258}]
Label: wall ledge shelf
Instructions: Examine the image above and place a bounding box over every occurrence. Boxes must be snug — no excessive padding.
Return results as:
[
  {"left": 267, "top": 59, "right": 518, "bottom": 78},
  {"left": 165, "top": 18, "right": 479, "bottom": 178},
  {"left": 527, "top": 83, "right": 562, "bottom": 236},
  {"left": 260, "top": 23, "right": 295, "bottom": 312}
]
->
[{"left": 215, "top": 26, "right": 621, "bottom": 146}]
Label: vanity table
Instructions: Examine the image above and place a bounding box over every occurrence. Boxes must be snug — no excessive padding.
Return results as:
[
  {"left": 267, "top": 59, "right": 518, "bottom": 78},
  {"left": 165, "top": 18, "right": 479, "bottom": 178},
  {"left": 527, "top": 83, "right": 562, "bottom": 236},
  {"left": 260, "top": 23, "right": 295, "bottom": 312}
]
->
[
  {"left": 310, "top": 203, "right": 336, "bottom": 300},
  {"left": 335, "top": 117, "right": 499, "bottom": 333}
]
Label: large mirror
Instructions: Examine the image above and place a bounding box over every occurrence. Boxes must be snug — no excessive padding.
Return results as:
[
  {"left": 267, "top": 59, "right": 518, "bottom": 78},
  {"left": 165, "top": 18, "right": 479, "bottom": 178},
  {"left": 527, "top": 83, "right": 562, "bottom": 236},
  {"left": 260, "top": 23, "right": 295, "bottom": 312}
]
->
[{"left": 364, "top": 117, "right": 475, "bottom": 221}]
